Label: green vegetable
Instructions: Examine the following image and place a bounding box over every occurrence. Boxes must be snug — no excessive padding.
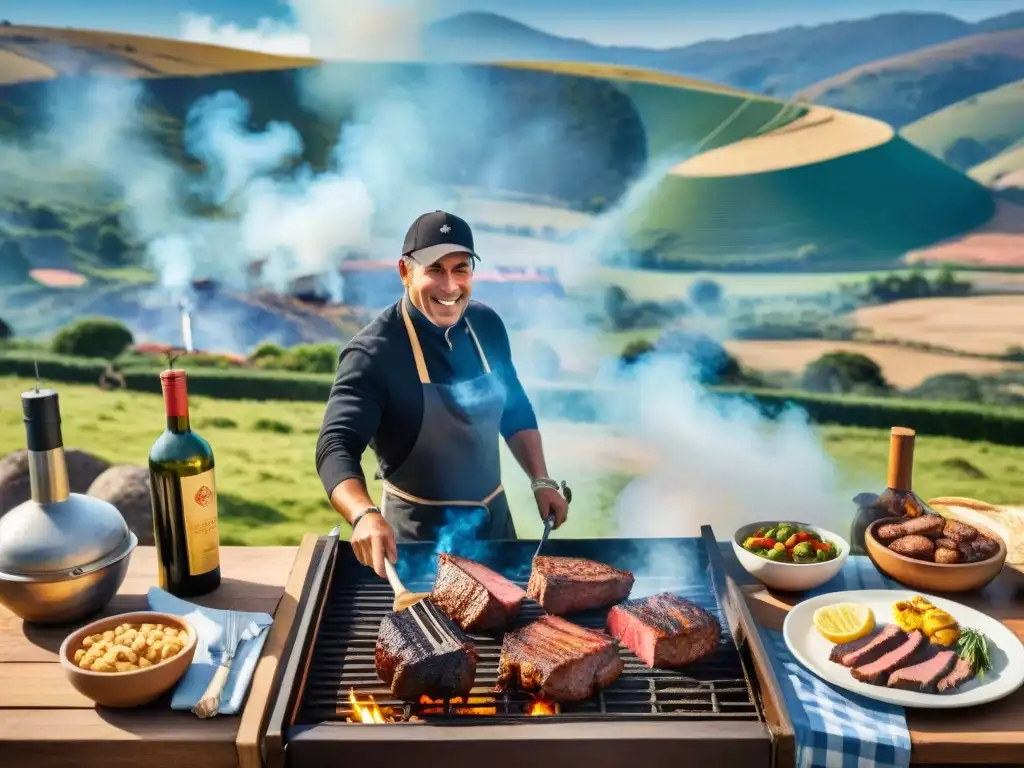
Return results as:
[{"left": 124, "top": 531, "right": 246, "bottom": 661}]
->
[
  {"left": 766, "top": 547, "right": 789, "bottom": 562},
  {"left": 775, "top": 525, "right": 794, "bottom": 542},
  {"left": 956, "top": 627, "right": 991, "bottom": 677},
  {"left": 792, "top": 541, "right": 816, "bottom": 562},
  {"left": 762, "top": 527, "right": 777, "bottom": 540}
]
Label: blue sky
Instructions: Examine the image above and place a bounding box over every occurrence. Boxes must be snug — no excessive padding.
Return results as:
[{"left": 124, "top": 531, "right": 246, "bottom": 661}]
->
[{"left": 5, "top": 0, "right": 1024, "bottom": 47}]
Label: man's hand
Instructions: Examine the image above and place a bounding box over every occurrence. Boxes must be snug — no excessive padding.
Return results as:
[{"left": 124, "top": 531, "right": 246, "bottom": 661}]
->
[
  {"left": 351, "top": 512, "right": 398, "bottom": 578},
  {"left": 534, "top": 486, "right": 569, "bottom": 529}
]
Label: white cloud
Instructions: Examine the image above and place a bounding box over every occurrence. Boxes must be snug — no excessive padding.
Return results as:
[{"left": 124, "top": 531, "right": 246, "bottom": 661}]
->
[
  {"left": 178, "top": 1, "right": 435, "bottom": 60},
  {"left": 178, "top": 12, "right": 313, "bottom": 56}
]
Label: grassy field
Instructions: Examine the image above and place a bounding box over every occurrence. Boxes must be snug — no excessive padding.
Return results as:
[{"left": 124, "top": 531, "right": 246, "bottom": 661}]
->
[
  {"left": 852, "top": 295, "right": 1024, "bottom": 356},
  {"left": 901, "top": 78, "right": 1024, "bottom": 163},
  {"left": 970, "top": 140, "right": 1024, "bottom": 187},
  {"left": 723, "top": 340, "right": 1024, "bottom": 389},
  {"left": 3, "top": 376, "right": 1023, "bottom": 547}
]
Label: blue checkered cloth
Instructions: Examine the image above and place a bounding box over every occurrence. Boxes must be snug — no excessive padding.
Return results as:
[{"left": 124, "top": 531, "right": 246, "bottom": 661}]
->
[{"left": 757, "top": 556, "right": 912, "bottom": 768}]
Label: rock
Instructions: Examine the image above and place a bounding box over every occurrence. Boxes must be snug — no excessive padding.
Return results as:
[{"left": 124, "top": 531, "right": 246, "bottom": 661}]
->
[
  {"left": 87, "top": 465, "right": 155, "bottom": 546},
  {"left": 0, "top": 449, "right": 111, "bottom": 516}
]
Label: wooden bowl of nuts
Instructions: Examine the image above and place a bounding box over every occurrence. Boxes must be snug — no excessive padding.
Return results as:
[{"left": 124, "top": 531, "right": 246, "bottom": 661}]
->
[{"left": 59, "top": 611, "right": 197, "bottom": 708}]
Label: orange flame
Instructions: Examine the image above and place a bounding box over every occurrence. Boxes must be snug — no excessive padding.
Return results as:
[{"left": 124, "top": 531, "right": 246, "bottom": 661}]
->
[
  {"left": 418, "top": 694, "right": 497, "bottom": 716},
  {"left": 525, "top": 698, "right": 559, "bottom": 716},
  {"left": 348, "top": 689, "right": 391, "bottom": 723}
]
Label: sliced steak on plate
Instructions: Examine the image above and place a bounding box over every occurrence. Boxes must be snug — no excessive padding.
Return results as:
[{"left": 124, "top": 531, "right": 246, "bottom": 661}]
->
[
  {"left": 430, "top": 554, "right": 526, "bottom": 634},
  {"left": 606, "top": 592, "right": 721, "bottom": 668},
  {"left": 496, "top": 615, "right": 624, "bottom": 702},
  {"left": 527, "top": 555, "right": 635, "bottom": 615},
  {"left": 851, "top": 630, "right": 926, "bottom": 685},
  {"left": 375, "top": 608, "right": 479, "bottom": 701},
  {"left": 937, "top": 656, "right": 977, "bottom": 694},
  {"left": 829, "top": 624, "right": 905, "bottom": 668},
  {"left": 887, "top": 649, "right": 958, "bottom": 693}
]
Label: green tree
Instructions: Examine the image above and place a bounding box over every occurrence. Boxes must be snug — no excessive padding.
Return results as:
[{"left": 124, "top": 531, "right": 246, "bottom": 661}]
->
[
  {"left": 802, "top": 351, "right": 889, "bottom": 395},
  {"left": 0, "top": 317, "right": 11, "bottom": 340},
  {"left": 51, "top": 318, "right": 134, "bottom": 359}
]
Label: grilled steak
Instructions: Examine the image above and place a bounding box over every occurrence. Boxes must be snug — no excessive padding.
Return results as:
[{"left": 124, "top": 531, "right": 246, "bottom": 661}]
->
[
  {"left": 496, "top": 615, "right": 624, "bottom": 702},
  {"left": 430, "top": 554, "right": 526, "bottom": 634},
  {"left": 527, "top": 555, "right": 635, "bottom": 615},
  {"left": 887, "top": 649, "right": 958, "bottom": 693},
  {"left": 937, "top": 656, "right": 976, "bottom": 693},
  {"left": 829, "top": 624, "right": 905, "bottom": 667},
  {"left": 876, "top": 514, "right": 945, "bottom": 542},
  {"left": 606, "top": 592, "right": 721, "bottom": 668},
  {"left": 851, "top": 630, "right": 925, "bottom": 685},
  {"left": 375, "top": 608, "right": 479, "bottom": 701}
]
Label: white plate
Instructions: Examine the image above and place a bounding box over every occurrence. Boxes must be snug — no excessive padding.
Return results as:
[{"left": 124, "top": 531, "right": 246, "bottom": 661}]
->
[{"left": 782, "top": 589, "right": 1024, "bottom": 708}]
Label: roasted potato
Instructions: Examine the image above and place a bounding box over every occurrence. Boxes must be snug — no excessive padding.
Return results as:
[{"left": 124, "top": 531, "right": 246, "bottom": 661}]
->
[
  {"left": 876, "top": 514, "right": 945, "bottom": 542},
  {"left": 971, "top": 535, "right": 1000, "bottom": 561},
  {"left": 934, "top": 547, "right": 961, "bottom": 564},
  {"left": 888, "top": 534, "right": 936, "bottom": 560},
  {"left": 942, "top": 519, "right": 978, "bottom": 543},
  {"left": 75, "top": 622, "right": 186, "bottom": 673}
]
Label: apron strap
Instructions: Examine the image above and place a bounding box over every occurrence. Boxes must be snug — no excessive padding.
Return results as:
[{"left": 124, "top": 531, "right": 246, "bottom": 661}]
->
[
  {"left": 465, "top": 320, "right": 491, "bottom": 374},
  {"left": 400, "top": 297, "right": 431, "bottom": 384},
  {"left": 400, "top": 295, "right": 492, "bottom": 381},
  {"left": 383, "top": 479, "right": 505, "bottom": 508}
]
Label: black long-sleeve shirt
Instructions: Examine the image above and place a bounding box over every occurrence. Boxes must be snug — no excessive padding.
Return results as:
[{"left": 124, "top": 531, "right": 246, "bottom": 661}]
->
[{"left": 315, "top": 297, "right": 538, "bottom": 498}]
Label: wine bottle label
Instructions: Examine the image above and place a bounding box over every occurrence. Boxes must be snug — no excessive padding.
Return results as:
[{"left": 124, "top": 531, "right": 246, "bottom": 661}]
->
[{"left": 179, "top": 468, "right": 221, "bottom": 577}]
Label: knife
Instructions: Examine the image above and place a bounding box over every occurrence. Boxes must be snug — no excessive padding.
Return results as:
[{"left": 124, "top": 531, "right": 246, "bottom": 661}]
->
[{"left": 534, "top": 516, "right": 554, "bottom": 559}]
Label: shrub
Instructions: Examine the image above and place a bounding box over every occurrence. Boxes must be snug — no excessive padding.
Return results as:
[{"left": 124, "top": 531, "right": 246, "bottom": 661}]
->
[
  {"left": 688, "top": 279, "right": 723, "bottom": 310},
  {"left": 620, "top": 339, "right": 655, "bottom": 365},
  {"left": 909, "top": 373, "right": 984, "bottom": 403},
  {"left": 802, "top": 351, "right": 889, "bottom": 395},
  {"left": 0, "top": 317, "right": 11, "bottom": 340},
  {"left": 51, "top": 318, "right": 134, "bottom": 360}
]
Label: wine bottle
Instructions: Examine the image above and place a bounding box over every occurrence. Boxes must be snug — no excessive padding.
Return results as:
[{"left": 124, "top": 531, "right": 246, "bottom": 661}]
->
[
  {"left": 850, "top": 426, "right": 939, "bottom": 554},
  {"left": 149, "top": 369, "right": 221, "bottom": 597}
]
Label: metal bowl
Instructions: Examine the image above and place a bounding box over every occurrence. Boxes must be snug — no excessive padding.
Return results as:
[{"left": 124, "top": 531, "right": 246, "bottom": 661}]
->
[{"left": 0, "top": 530, "right": 137, "bottom": 625}]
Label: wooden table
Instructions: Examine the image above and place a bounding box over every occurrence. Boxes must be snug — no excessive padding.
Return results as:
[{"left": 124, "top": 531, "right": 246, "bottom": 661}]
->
[
  {"left": 0, "top": 537, "right": 318, "bottom": 768},
  {"left": 728, "top": 550, "right": 1024, "bottom": 765}
]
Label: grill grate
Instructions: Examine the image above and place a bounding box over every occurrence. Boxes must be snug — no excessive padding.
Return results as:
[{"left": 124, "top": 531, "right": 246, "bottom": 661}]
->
[{"left": 291, "top": 539, "right": 760, "bottom": 726}]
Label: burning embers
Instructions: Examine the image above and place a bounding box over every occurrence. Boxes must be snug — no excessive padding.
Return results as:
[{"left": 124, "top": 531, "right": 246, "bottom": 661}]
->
[{"left": 345, "top": 688, "right": 558, "bottom": 723}]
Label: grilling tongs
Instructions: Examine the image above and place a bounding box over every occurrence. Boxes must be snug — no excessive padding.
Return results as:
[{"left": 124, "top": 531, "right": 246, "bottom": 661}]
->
[{"left": 383, "top": 559, "right": 462, "bottom": 653}]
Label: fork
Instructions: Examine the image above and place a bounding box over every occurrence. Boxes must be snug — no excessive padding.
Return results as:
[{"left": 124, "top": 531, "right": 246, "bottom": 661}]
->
[{"left": 192, "top": 611, "right": 251, "bottom": 719}]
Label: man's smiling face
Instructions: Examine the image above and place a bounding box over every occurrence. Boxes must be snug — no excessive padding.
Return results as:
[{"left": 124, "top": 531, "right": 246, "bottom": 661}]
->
[{"left": 400, "top": 252, "right": 474, "bottom": 327}]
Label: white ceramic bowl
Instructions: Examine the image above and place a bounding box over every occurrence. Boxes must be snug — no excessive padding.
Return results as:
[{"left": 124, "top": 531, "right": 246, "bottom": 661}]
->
[{"left": 731, "top": 521, "right": 849, "bottom": 592}]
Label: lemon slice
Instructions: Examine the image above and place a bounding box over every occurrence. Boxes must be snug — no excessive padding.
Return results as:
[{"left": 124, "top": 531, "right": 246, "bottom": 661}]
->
[{"left": 813, "top": 603, "right": 875, "bottom": 644}]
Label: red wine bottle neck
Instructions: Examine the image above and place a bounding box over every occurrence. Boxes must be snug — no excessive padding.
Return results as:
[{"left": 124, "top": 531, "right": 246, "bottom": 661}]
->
[{"left": 161, "top": 369, "right": 191, "bottom": 434}]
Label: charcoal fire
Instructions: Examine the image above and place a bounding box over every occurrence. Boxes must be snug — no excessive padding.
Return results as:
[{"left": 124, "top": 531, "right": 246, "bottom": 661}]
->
[
  {"left": 525, "top": 697, "right": 559, "bottom": 716},
  {"left": 418, "top": 694, "right": 498, "bottom": 716}
]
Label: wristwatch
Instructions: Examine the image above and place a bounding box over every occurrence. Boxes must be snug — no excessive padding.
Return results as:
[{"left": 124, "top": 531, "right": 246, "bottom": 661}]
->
[{"left": 351, "top": 506, "right": 382, "bottom": 531}]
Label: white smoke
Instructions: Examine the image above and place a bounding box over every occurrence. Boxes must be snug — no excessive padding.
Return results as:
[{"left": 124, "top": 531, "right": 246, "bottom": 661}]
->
[{"left": 178, "top": 1, "right": 432, "bottom": 60}]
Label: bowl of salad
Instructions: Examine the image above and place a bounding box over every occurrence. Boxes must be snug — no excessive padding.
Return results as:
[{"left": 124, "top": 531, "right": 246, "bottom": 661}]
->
[{"left": 732, "top": 521, "right": 849, "bottom": 592}]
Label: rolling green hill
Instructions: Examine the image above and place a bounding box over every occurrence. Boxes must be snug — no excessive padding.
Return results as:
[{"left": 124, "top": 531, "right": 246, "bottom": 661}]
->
[
  {"left": 901, "top": 79, "right": 1024, "bottom": 173},
  {"left": 799, "top": 30, "right": 1024, "bottom": 128}
]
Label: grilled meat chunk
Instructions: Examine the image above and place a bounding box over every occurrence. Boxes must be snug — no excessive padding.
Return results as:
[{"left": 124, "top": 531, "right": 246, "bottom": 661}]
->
[
  {"left": 935, "top": 537, "right": 959, "bottom": 551},
  {"left": 851, "top": 630, "right": 926, "bottom": 685},
  {"left": 829, "top": 624, "right": 905, "bottom": 667},
  {"left": 937, "top": 655, "right": 976, "bottom": 693},
  {"left": 942, "top": 519, "right": 978, "bottom": 544},
  {"left": 876, "top": 514, "right": 945, "bottom": 542},
  {"left": 606, "top": 592, "right": 721, "bottom": 668},
  {"left": 887, "top": 649, "right": 958, "bottom": 693},
  {"left": 971, "top": 535, "right": 1001, "bottom": 561},
  {"left": 527, "top": 555, "right": 635, "bottom": 615},
  {"left": 375, "top": 608, "right": 479, "bottom": 701},
  {"left": 496, "top": 615, "right": 624, "bottom": 702},
  {"left": 888, "top": 535, "right": 935, "bottom": 560},
  {"left": 430, "top": 554, "right": 526, "bottom": 634}
]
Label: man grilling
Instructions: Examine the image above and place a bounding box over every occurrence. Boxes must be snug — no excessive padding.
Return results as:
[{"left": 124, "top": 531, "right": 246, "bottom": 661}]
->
[{"left": 316, "top": 210, "right": 570, "bottom": 578}]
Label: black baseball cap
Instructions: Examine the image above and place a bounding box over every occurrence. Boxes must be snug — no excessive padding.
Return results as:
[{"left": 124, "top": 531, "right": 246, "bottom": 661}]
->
[{"left": 402, "top": 210, "right": 480, "bottom": 266}]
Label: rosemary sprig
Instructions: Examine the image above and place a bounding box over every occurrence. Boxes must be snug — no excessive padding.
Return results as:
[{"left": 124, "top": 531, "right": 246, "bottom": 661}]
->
[{"left": 955, "top": 627, "right": 992, "bottom": 677}]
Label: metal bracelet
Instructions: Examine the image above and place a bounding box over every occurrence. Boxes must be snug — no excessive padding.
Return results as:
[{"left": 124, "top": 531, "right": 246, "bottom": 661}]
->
[
  {"left": 530, "top": 478, "right": 572, "bottom": 504},
  {"left": 351, "top": 506, "right": 381, "bottom": 531}
]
